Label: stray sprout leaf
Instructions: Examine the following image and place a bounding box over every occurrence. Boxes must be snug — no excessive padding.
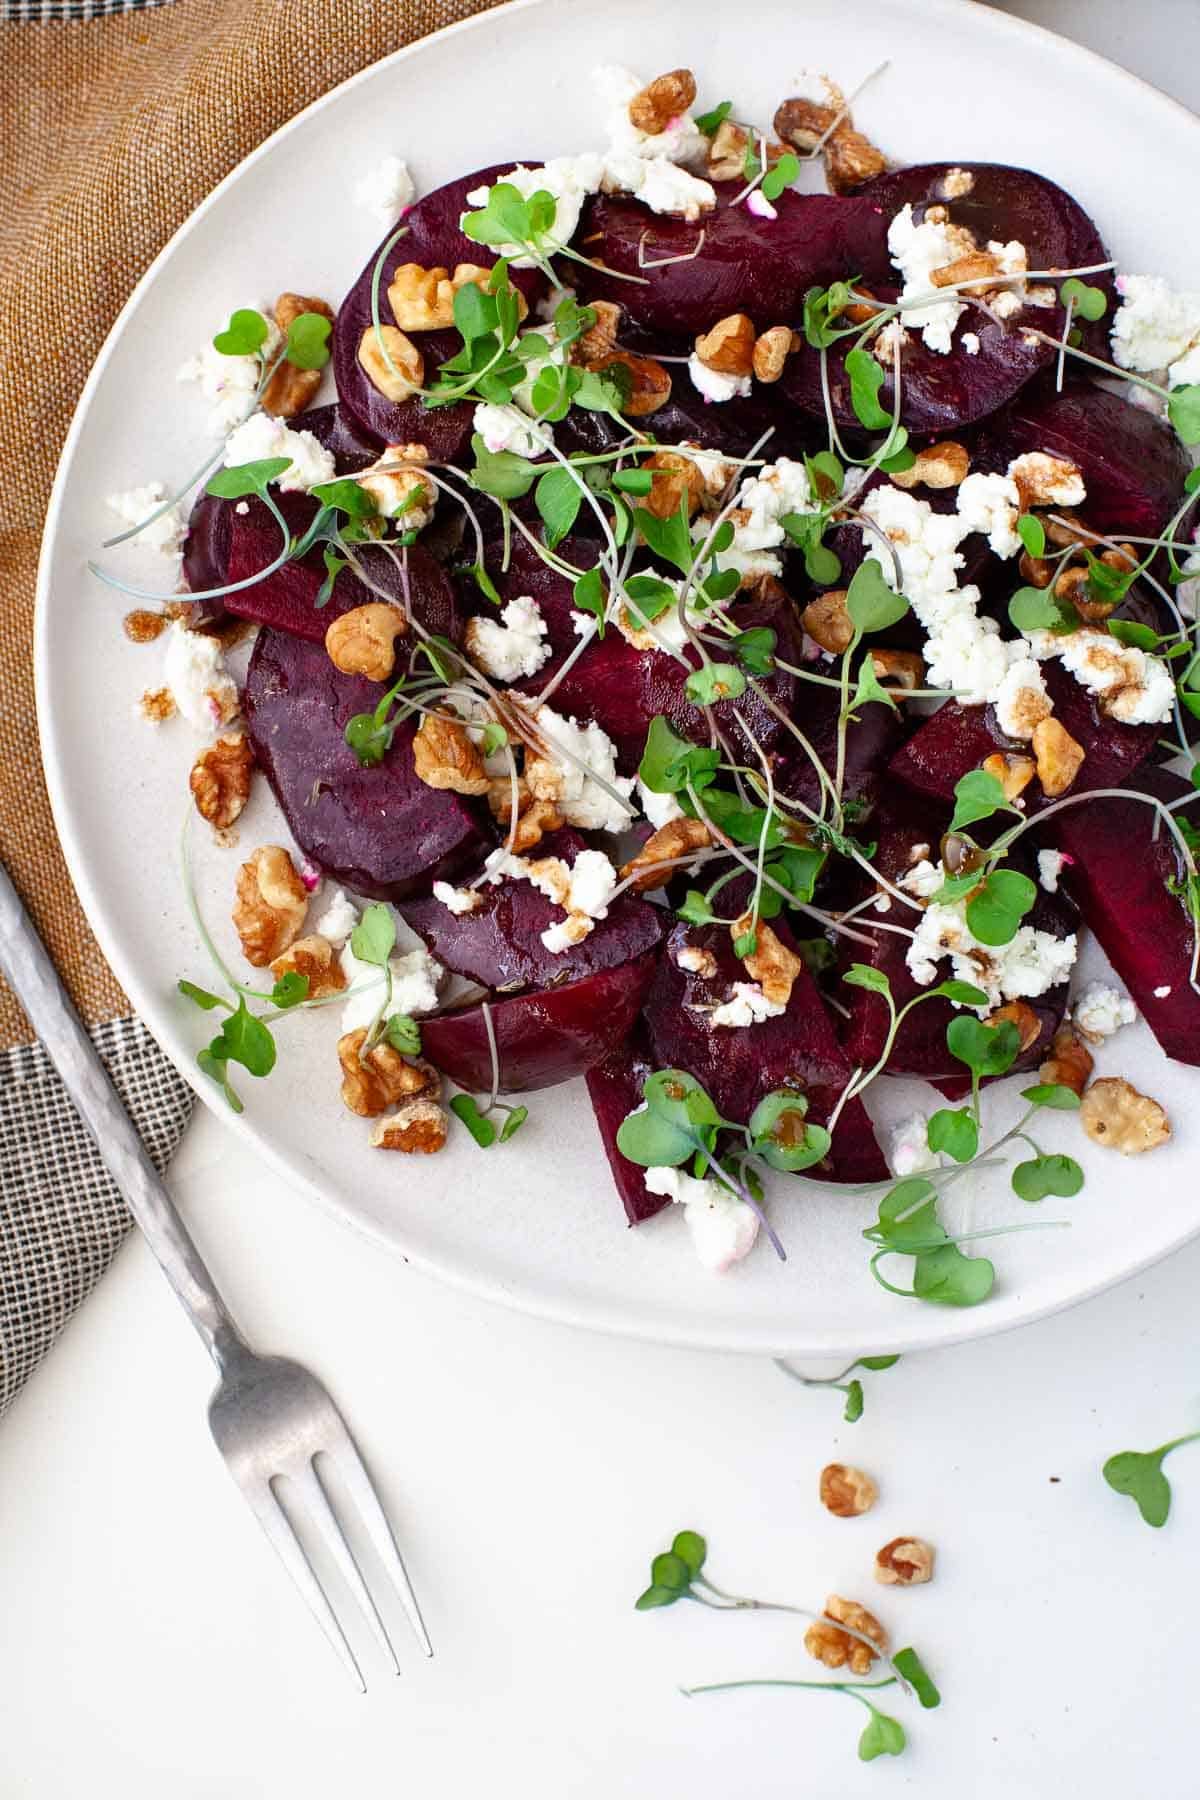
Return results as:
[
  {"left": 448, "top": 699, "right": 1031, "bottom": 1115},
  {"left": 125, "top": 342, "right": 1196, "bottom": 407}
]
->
[
  {"left": 671, "top": 1530, "right": 707, "bottom": 1576},
  {"left": 843, "top": 963, "right": 892, "bottom": 996},
  {"left": 572, "top": 564, "right": 607, "bottom": 633},
  {"left": 639, "top": 715, "right": 720, "bottom": 795},
  {"left": 197, "top": 1045, "right": 243, "bottom": 1113},
  {"left": 677, "top": 889, "right": 717, "bottom": 927},
  {"left": 949, "top": 768, "right": 1011, "bottom": 833},
  {"left": 634, "top": 1584, "right": 681, "bottom": 1611},
  {"left": 270, "top": 972, "right": 310, "bottom": 1009},
  {"left": 685, "top": 662, "right": 746, "bottom": 706},
  {"left": 694, "top": 99, "right": 733, "bottom": 136},
  {"left": 911, "top": 1242, "right": 995, "bottom": 1307},
  {"left": 212, "top": 308, "right": 269, "bottom": 356},
  {"left": 965, "top": 867, "right": 1037, "bottom": 947},
  {"left": 760, "top": 151, "right": 800, "bottom": 202},
  {"left": 383, "top": 1013, "right": 422, "bottom": 1055},
  {"left": 1059, "top": 277, "right": 1108, "bottom": 322},
  {"left": 946, "top": 1015, "right": 1021, "bottom": 1078},
  {"left": 1011, "top": 1153, "right": 1084, "bottom": 1202},
  {"left": 843, "top": 346, "right": 893, "bottom": 432},
  {"left": 893, "top": 1647, "right": 941, "bottom": 1709},
  {"left": 926, "top": 1107, "right": 978, "bottom": 1164},
  {"left": 858, "top": 1707, "right": 907, "bottom": 1763},
  {"left": 499, "top": 1105, "right": 529, "bottom": 1143},
  {"left": 843, "top": 1379, "right": 864, "bottom": 1422},
  {"left": 1008, "top": 585, "right": 1079, "bottom": 635},
  {"left": 1103, "top": 1433, "right": 1199, "bottom": 1528},
  {"left": 178, "top": 979, "right": 226, "bottom": 1012},
  {"left": 930, "top": 978, "right": 990, "bottom": 1007},
  {"left": 449, "top": 1093, "right": 498, "bottom": 1148},
  {"left": 350, "top": 902, "right": 396, "bottom": 968},
  {"left": 213, "top": 1000, "right": 276, "bottom": 1078},
  {"left": 1168, "top": 384, "right": 1200, "bottom": 446},
  {"left": 1020, "top": 1082, "right": 1082, "bottom": 1111},
  {"left": 749, "top": 1091, "right": 831, "bottom": 1173}
]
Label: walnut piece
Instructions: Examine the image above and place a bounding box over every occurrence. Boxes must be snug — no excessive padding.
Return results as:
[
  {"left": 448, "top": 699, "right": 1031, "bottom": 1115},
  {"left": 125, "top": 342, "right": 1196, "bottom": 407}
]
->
[
  {"left": 981, "top": 751, "right": 1036, "bottom": 802},
  {"left": 874, "top": 1537, "right": 935, "bottom": 1586},
  {"left": 620, "top": 819, "right": 712, "bottom": 893},
  {"left": 871, "top": 648, "right": 925, "bottom": 693},
  {"left": 338, "top": 1031, "right": 437, "bottom": 1118},
  {"left": 736, "top": 915, "right": 802, "bottom": 1008},
  {"left": 574, "top": 299, "right": 622, "bottom": 364},
  {"left": 1009, "top": 451, "right": 1085, "bottom": 510},
  {"left": 804, "top": 1596, "right": 887, "bottom": 1675},
  {"left": 802, "top": 588, "right": 853, "bottom": 654},
  {"left": 705, "top": 118, "right": 790, "bottom": 182},
  {"left": 355, "top": 442, "right": 434, "bottom": 528},
  {"left": 642, "top": 447, "right": 706, "bottom": 521},
  {"left": 629, "top": 67, "right": 696, "bottom": 136},
  {"left": 325, "top": 603, "right": 407, "bottom": 682},
  {"left": 189, "top": 730, "right": 254, "bottom": 829},
  {"left": 586, "top": 349, "right": 671, "bottom": 417},
  {"left": 269, "top": 934, "right": 347, "bottom": 1000},
  {"left": 694, "top": 313, "right": 756, "bottom": 376},
  {"left": 819, "top": 1462, "right": 879, "bottom": 1518},
  {"left": 370, "top": 1097, "right": 449, "bottom": 1153},
  {"left": 989, "top": 999, "right": 1042, "bottom": 1053},
  {"left": 1038, "top": 1024, "right": 1094, "bottom": 1096},
  {"left": 261, "top": 293, "right": 335, "bottom": 416},
  {"left": 357, "top": 325, "right": 424, "bottom": 402},
  {"left": 773, "top": 95, "right": 887, "bottom": 193},
  {"left": 752, "top": 325, "right": 793, "bottom": 384},
  {"left": 1080, "top": 1077, "right": 1170, "bottom": 1154},
  {"left": 1033, "top": 717, "right": 1085, "bottom": 796},
  {"left": 412, "top": 714, "right": 491, "bottom": 795},
  {"left": 930, "top": 250, "right": 1002, "bottom": 290},
  {"left": 387, "top": 261, "right": 494, "bottom": 332},
  {"left": 888, "top": 441, "right": 970, "bottom": 491},
  {"left": 233, "top": 846, "right": 307, "bottom": 967}
]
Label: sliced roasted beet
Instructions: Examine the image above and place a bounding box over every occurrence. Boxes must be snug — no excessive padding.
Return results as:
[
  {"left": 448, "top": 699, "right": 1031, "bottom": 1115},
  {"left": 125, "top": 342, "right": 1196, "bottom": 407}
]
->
[
  {"left": 584, "top": 1026, "right": 672, "bottom": 1224},
  {"left": 243, "top": 629, "right": 492, "bottom": 898},
  {"left": 333, "top": 164, "right": 544, "bottom": 457},
  {"left": 774, "top": 674, "right": 911, "bottom": 821},
  {"left": 403, "top": 827, "right": 663, "bottom": 991},
  {"left": 1037, "top": 766, "right": 1200, "bottom": 1065},
  {"left": 557, "top": 380, "right": 826, "bottom": 464},
  {"left": 642, "top": 918, "right": 888, "bottom": 1183},
  {"left": 575, "top": 185, "right": 889, "bottom": 335},
  {"left": 421, "top": 951, "right": 659, "bottom": 1092},
  {"left": 181, "top": 494, "right": 232, "bottom": 624},
  {"left": 975, "top": 378, "right": 1189, "bottom": 538},
  {"left": 889, "top": 658, "right": 1158, "bottom": 813}
]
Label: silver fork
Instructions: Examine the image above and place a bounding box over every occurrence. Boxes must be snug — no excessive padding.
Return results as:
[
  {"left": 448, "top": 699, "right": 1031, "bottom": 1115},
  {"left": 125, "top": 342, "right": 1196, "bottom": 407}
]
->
[{"left": 0, "top": 861, "right": 431, "bottom": 1688}]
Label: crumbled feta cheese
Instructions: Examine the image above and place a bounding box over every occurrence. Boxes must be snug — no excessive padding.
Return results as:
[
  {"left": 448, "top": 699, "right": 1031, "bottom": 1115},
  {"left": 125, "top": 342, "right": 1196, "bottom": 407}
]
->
[
  {"left": 727, "top": 457, "right": 818, "bottom": 552},
  {"left": 529, "top": 706, "right": 635, "bottom": 831},
  {"left": 353, "top": 154, "right": 415, "bottom": 229},
  {"left": 1037, "top": 849, "right": 1066, "bottom": 893},
  {"left": 1055, "top": 628, "right": 1176, "bottom": 726},
  {"left": 1073, "top": 980, "right": 1137, "bottom": 1042},
  {"left": 431, "top": 881, "right": 481, "bottom": 916},
  {"left": 898, "top": 858, "right": 944, "bottom": 900},
  {"left": 354, "top": 449, "right": 436, "bottom": 529},
  {"left": 314, "top": 888, "right": 359, "bottom": 946},
  {"left": 746, "top": 189, "right": 778, "bottom": 221},
  {"left": 472, "top": 401, "right": 553, "bottom": 458},
  {"left": 105, "top": 483, "right": 186, "bottom": 557},
  {"left": 675, "top": 942, "right": 718, "bottom": 977},
  {"left": 604, "top": 150, "right": 716, "bottom": 219},
  {"left": 614, "top": 577, "right": 703, "bottom": 653},
  {"left": 886, "top": 1112, "right": 939, "bottom": 1178},
  {"left": 340, "top": 942, "right": 442, "bottom": 1034},
  {"left": 941, "top": 167, "right": 975, "bottom": 199},
  {"left": 688, "top": 354, "right": 751, "bottom": 403},
  {"left": 961, "top": 331, "right": 981, "bottom": 356},
  {"left": 637, "top": 779, "right": 685, "bottom": 829},
  {"left": 956, "top": 470, "right": 1022, "bottom": 559},
  {"left": 1154, "top": 984, "right": 1173, "bottom": 999},
  {"left": 993, "top": 654, "right": 1051, "bottom": 742},
  {"left": 708, "top": 982, "right": 787, "bottom": 1029},
  {"left": 1006, "top": 452, "right": 1086, "bottom": 509},
  {"left": 644, "top": 1165, "right": 760, "bottom": 1272},
  {"left": 482, "top": 845, "right": 618, "bottom": 952},
  {"left": 223, "top": 412, "right": 335, "bottom": 493},
  {"left": 160, "top": 622, "right": 238, "bottom": 734},
  {"left": 906, "top": 900, "right": 1077, "bottom": 1009},
  {"left": 593, "top": 64, "right": 708, "bottom": 169},
  {"left": 177, "top": 327, "right": 278, "bottom": 436},
  {"left": 887, "top": 202, "right": 977, "bottom": 353},
  {"left": 1110, "top": 273, "right": 1200, "bottom": 384},
  {"left": 466, "top": 596, "right": 551, "bottom": 681}
]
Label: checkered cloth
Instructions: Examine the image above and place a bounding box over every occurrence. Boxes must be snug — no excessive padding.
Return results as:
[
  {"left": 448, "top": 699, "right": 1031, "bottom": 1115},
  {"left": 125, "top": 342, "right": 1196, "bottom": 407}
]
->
[{"left": 2, "top": 0, "right": 172, "bottom": 17}]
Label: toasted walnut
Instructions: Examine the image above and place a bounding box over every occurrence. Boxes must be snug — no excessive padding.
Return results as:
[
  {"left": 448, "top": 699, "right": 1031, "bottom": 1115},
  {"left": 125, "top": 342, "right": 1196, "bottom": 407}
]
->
[
  {"left": 802, "top": 589, "right": 854, "bottom": 654},
  {"left": 1033, "top": 717, "right": 1085, "bottom": 797},
  {"left": 387, "top": 261, "right": 494, "bottom": 332},
  {"left": 413, "top": 714, "right": 491, "bottom": 794},
  {"left": 1080, "top": 1077, "right": 1170, "bottom": 1154},
  {"left": 261, "top": 293, "right": 335, "bottom": 416},
  {"left": 735, "top": 914, "right": 802, "bottom": 1007},
  {"left": 1018, "top": 549, "right": 1055, "bottom": 589},
  {"left": 871, "top": 649, "right": 925, "bottom": 693},
  {"left": 620, "top": 818, "right": 711, "bottom": 893},
  {"left": 641, "top": 447, "right": 706, "bottom": 521},
  {"left": 574, "top": 299, "right": 622, "bottom": 364},
  {"left": 139, "top": 686, "right": 177, "bottom": 723},
  {"left": 511, "top": 798, "right": 565, "bottom": 853},
  {"left": 752, "top": 325, "right": 794, "bottom": 384},
  {"left": 629, "top": 67, "right": 696, "bottom": 135},
  {"left": 1039, "top": 1023, "right": 1094, "bottom": 1096},
  {"left": 989, "top": 999, "right": 1042, "bottom": 1052},
  {"left": 339, "top": 1031, "right": 437, "bottom": 1118},
  {"left": 804, "top": 1597, "right": 887, "bottom": 1675},
  {"left": 772, "top": 95, "right": 836, "bottom": 150},
  {"left": 325, "top": 603, "right": 407, "bottom": 682},
  {"left": 982, "top": 751, "right": 1036, "bottom": 802},
  {"left": 189, "top": 730, "right": 254, "bottom": 829},
  {"left": 706, "top": 118, "right": 792, "bottom": 181},
  {"left": 357, "top": 325, "right": 424, "bottom": 402},
  {"left": 586, "top": 349, "right": 671, "bottom": 417},
  {"left": 888, "top": 441, "right": 970, "bottom": 491},
  {"left": 773, "top": 96, "right": 886, "bottom": 193},
  {"left": 269, "top": 934, "right": 347, "bottom": 1000},
  {"left": 233, "top": 846, "right": 307, "bottom": 967},
  {"left": 1009, "top": 451, "right": 1085, "bottom": 510},
  {"left": 819, "top": 1463, "right": 878, "bottom": 1519},
  {"left": 370, "top": 1096, "right": 449, "bottom": 1153},
  {"left": 874, "top": 1537, "right": 935, "bottom": 1586},
  {"left": 695, "top": 313, "right": 756, "bottom": 376},
  {"left": 929, "top": 250, "right": 1002, "bottom": 290}
]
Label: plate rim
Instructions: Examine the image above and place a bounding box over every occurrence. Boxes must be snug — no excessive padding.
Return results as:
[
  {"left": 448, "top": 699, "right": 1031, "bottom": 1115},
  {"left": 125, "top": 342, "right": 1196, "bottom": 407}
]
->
[{"left": 34, "top": 0, "right": 1200, "bottom": 1356}]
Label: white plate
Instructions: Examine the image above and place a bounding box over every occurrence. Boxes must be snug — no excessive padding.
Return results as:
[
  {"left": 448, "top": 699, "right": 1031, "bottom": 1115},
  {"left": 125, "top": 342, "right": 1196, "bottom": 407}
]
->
[{"left": 37, "top": 0, "right": 1200, "bottom": 1356}]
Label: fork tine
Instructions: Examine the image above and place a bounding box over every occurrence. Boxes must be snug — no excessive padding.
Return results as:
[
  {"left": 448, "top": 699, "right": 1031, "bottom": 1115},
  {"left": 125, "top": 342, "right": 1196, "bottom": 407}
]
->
[
  {"left": 291, "top": 1461, "right": 401, "bottom": 1677},
  {"left": 243, "top": 1478, "right": 366, "bottom": 1692},
  {"left": 322, "top": 1441, "right": 433, "bottom": 1657}
]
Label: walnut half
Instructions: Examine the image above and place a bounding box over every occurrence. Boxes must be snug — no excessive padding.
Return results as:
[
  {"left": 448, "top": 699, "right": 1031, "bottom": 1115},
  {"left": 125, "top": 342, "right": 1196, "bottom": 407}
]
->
[
  {"left": 1080, "top": 1078, "right": 1170, "bottom": 1154},
  {"left": 620, "top": 818, "right": 711, "bottom": 892},
  {"left": 804, "top": 1597, "right": 887, "bottom": 1674},
  {"left": 261, "top": 293, "right": 335, "bottom": 416},
  {"left": 874, "top": 1537, "right": 935, "bottom": 1586},
  {"left": 338, "top": 1032, "right": 438, "bottom": 1118},
  {"left": 232, "top": 846, "right": 307, "bottom": 967},
  {"left": 269, "top": 935, "right": 346, "bottom": 1001},
  {"left": 412, "top": 714, "right": 491, "bottom": 795},
  {"left": 819, "top": 1462, "right": 878, "bottom": 1518},
  {"left": 189, "top": 730, "right": 254, "bottom": 829},
  {"left": 325, "top": 603, "right": 407, "bottom": 682},
  {"left": 370, "top": 1096, "right": 449, "bottom": 1153}
]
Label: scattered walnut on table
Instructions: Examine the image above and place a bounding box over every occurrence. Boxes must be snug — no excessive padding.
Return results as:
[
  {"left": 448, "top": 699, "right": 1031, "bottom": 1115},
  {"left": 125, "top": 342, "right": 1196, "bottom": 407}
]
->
[
  {"left": 888, "top": 441, "right": 970, "bottom": 491},
  {"left": 874, "top": 1537, "right": 935, "bottom": 1586},
  {"left": 804, "top": 1596, "right": 887, "bottom": 1674},
  {"left": 628, "top": 67, "right": 697, "bottom": 135},
  {"left": 819, "top": 1462, "right": 879, "bottom": 1519},
  {"left": 325, "top": 603, "right": 408, "bottom": 682},
  {"left": 261, "top": 293, "right": 335, "bottom": 416},
  {"left": 1038, "top": 1024, "right": 1094, "bottom": 1096},
  {"left": 412, "top": 714, "right": 491, "bottom": 795},
  {"left": 370, "top": 1097, "right": 450, "bottom": 1153},
  {"left": 1032, "top": 717, "right": 1085, "bottom": 796},
  {"left": 269, "top": 934, "right": 347, "bottom": 1001},
  {"left": 620, "top": 819, "right": 712, "bottom": 893},
  {"left": 189, "top": 730, "right": 254, "bottom": 830},
  {"left": 138, "top": 686, "right": 177, "bottom": 723},
  {"left": 1080, "top": 1078, "right": 1170, "bottom": 1154},
  {"left": 357, "top": 324, "right": 424, "bottom": 402},
  {"left": 338, "top": 1031, "right": 438, "bottom": 1118},
  {"left": 232, "top": 846, "right": 307, "bottom": 967},
  {"left": 694, "top": 312, "right": 756, "bottom": 377}
]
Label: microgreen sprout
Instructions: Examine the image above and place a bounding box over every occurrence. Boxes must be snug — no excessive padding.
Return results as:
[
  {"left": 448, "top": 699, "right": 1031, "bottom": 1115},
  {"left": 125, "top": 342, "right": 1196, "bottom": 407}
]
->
[
  {"left": 1103, "top": 1429, "right": 1200, "bottom": 1527},
  {"left": 773, "top": 1354, "right": 901, "bottom": 1422}
]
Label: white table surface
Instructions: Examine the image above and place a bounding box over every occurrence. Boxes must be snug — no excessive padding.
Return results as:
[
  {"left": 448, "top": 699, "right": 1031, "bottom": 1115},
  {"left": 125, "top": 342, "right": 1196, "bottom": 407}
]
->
[{"left": 7, "top": 4, "right": 1200, "bottom": 1794}]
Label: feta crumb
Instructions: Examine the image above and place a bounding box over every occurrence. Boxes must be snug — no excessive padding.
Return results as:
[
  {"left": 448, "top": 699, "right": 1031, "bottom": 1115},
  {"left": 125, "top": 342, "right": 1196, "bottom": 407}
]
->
[
  {"left": 472, "top": 401, "right": 553, "bottom": 459},
  {"left": 1110, "top": 273, "right": 1200, "bottom": 384},
  {"left": 1073, "top": 980, "right": 1137, "bottom": 1042},
  {"left": 528, "top": 705, "right": 635, "bottom": 832},
  {"left": 1154, "top": 984, "right": 1173, "bottom": 999},
  {"left": 314, "top": 888, "right": 359, "bottom": 946},
  {"left": 353, "top": 154, "right": 415, "bottom": 229},
  {"left": 464, "top": 155, "right": 606, "bottom": 261},
  {"left": 160, "top": 622, "right": 238, "bottom": 734},
  {"left": 956, "top": 470, "right": 1022, "bottom": 559},
  {"left": 886, "top": 1112, "right": 939, "bottom": 1178},
  {"left": 177, "top": 329, "right": 278, "bottom": 436},
  {"left": 675, "top": 942, "right": 718, "bottom": 977},
  {"left": 223, "top": 412, "right": 334, "bottom": 493},
  {"left": 644, "top": 1165, "right": 760, "bottom": 1272},
  {"left": 105, "top": 483, "right": 186, "bottom": 557},
  {"left": 604, "top": 151, "right": 716, "bottom": 219},
  {"left": 637, "top": 779, "right": 685, "bottom": 829},
  {"left": 887, "top": 202, "right": 977, "bottom": 354},
  {"left": 466, "top": 596, "right": 551, "bottom": 681},
  {"left": 1055, "top": 628, "right": 1176, "bottom": 726},
  {"left": 594, "top": 64, "right": 708, "bottom": 170},
  {"left": 1007, "top": 452, "right": 1086, "bottom": 509},
  {"left": 708, "top": 982, "right": 787, "bottom": 1029},
  {"left": 993, "top": 655, "right": 1051, "bottom": 742},
  {"left": 906, "top": 900, "right": 1077, "bottom": 1009},
  {"left": 354, "top": 449, "right": 436, "bottom": 529},
  {"left": 340, "top": 942, "right": 442, "bottom": 1033},
  {"left": 431, "top": 881, "right": 481, "bottom": 916},
  {"left": 1037, "top": 849, "right": 1066, "bottom": 893},
  {"left": 961, "top": 331, "right": 981, "bottom": 356},
  {"left": 688, "top": 354, "right": 751, "bottom": 403},
  {"left": 725, "top": 457, "right": 824, "bottom": 553},
  {"left": 898, "top": 858, "right": 943, "bottom": 900}
]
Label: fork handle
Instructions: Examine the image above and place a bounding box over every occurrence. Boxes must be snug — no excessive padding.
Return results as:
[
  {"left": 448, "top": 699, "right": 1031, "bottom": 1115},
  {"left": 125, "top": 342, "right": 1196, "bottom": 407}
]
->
[{"left": 0, "top": 861, "right": 248, "bottom": 1372}]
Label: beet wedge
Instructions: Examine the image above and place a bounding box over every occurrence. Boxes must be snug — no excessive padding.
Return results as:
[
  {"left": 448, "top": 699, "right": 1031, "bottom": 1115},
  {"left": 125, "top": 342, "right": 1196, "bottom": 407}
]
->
[
  {"left": 243, "top": 629, "right": 492, "bottom": 899},
  {"left": 584, "top": 1026, "right": 672, "bottom": 1224},
  {"left": 403, "top": 827, "right": 663, "bottom": 991},
  {"left": 642, "top": 918, "right": 889, "bottom": 1183},
  {"left": 421, "top": 951, "right": 659, "bottom": 1092},
  {"left": 1036, "top": 766, "right": 1200, "bottom": 1065}
]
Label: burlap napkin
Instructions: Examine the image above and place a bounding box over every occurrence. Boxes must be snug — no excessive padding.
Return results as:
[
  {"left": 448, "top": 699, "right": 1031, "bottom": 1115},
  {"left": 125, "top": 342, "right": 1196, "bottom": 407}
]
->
[{"left": 0, "top": 0, "right": 499, "bottom": 1410}]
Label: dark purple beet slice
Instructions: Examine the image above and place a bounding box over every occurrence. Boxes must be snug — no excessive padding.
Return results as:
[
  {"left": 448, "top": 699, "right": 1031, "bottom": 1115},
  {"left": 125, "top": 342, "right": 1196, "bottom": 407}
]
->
[
  {"left": 774, "top": 673, "right": 910, "bottom": 821},
  {"left": 333, "top": 164, "right": 544, "bottom": 458},
  {"left": 575, "top": 185, "right": 889, "bottom": 336},
  {"left": 584, "top": 1026, "right": 672, "bottom": 1224},
  {"left": 642, "top": 918, "right": 888, "bottom": 1183},
  {"left": 421, "top": 952, "right": 658, "bottom": 1092},
  {"left": 1037, "top": 766, "right": 1200, "bottom": 1065},
  {"left": 243, "top": 629, "right": 492, "bottom": 899},
  {"left": 403, "top": 827, "right": 663, "bottom": 992},
  {"left": 557, "top": 378, "right": 827, "bottom": 465},
  {"left": 975, "top": 378, "right": 1189, "bottom": 538},
  {"left": 889, "top": 658, "right": 1158, "bottom": 813}
]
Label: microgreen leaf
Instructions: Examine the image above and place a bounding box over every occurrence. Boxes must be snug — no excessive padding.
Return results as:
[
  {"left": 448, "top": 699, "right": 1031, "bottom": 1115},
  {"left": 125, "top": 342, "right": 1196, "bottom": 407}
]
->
[
  {"left": 1016, "top": 514, "right": 1046, "bottom": 559},
  {"left": 634, "top": 1584, "right": 681, "bottom": 1610},
  {"left": 270, "top": 971, "right": 310, "bottom": 1009},
  {"left": 677, "top": 890, "right": 716, "bottom": 927},
  {"left": 616, "top": 1104, "right": 695, "bottom": 1169},
  {"left": 1107, "top": 618, "right": 1161, "bottom": 651},
  {"left": 760, "top": 151, "right": 800, "bottom": 202},
  {"left": 671, "top": 1530, "right": 707, "bottom": 1576},
  {"left": 843, "top": 1380, "right": 865, "bottom": 1422},
  {"left": 572, "top": 564, "right": 607, "bottom": 633},
  {"left": 949, "top": 768, "right": 1011, "bottom": 833},
  {"left": 450, "top": 1093, "right": 497, "bottom": 1148},
  {"left": 498, "top": 1104, "right": 529, "bottom": 1143},
  {"left": 206, "top": 458, "right": 291, "bottom": 499},
  {"left": 857, "top": 1706, "right": 906, "bottom": 1763},
  {"left": 480, "top": 721, "right": 509, "bottom": 757},
  {"left": 842, "top": 963, "right": 891, "bottom": 995},
  {"left": 930, "top": 978, "right": 990, "bottom": 1007},
  {"left": 1168, "top": 384, "right": 1200, "bottom": 446},
  {"left": 1008, "top": 585, "right": 1078, "bottom": 635},
  {"left": 843, "top": 347, "right": 892, "bottom": 432},
  {"left": 383, "top": 1013, "right": 422, "bottom": 1055},
  {"left": 634, "top": 499, "right": 696, "bottom": 577},
  {"left": 178, "top": 979, "right": 227, "bottom": 1012},
  {"left": 694, "top": 99, "right": 733, "bottom": 135},
  {"left": 845, "top": 558, "right": 909, "bottom": 635},
  {"left": 893, "top": 1647, "right": 941, "bottom": 1709},
  {"left": 912, "top": 1242, "right": 995, "bottom": 1307},
  {"left": 727, "top": 626, "right": 777, "bottom": 676},
  {"left": 946, "top": 1015, "right": 1020, "bottom": 1077},
  {"left": 848, "top": 653, "right": 900, "bottom": 715},
  {"left": 639, "top": 715, "right": 720, "bottom": 795},
  {"left": 535, "top": 464, "right": 583, "bottom": 547},
  {"left": 284, "top": 311, "right": 333, "bottom": 370},
  {"left": 965, "top": 868, "right": 1037, "bottom": 946},
  {"left": 213, "top": 999, "right": 276, "bottom": 1078},
  {"left": 685, "top": 662, "right": 746, "bottom": 706},
  {"left": 350, "top": 902, "right": 396, "bottom": 968},
  {"left": 1019, "top": 1082, "right": 1081, "bottom": 1111},
  {"left": 749, "top": 1091, "right": 831, "bottom": 1173},
  {"left": 1059, "top": 277, "right": 1108, "bottom": 322},
  {"left": 309, "top": 477, "right": 377, "bottom": 519},
  {"left": 926, "top": 1108, "right": 978, "bottom": 1164},
  {"left": 612, "top": 468, "right": 654, "bottom": 495},
  {"left": 1011, "top": 1153, "right": 1084, "bottom": 1202},
  {"left": 470, "top": 434, "right": 538, "bottom": 499},
  {"left": 212, "top": 308, "right": 269, "bottom": 356}
]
